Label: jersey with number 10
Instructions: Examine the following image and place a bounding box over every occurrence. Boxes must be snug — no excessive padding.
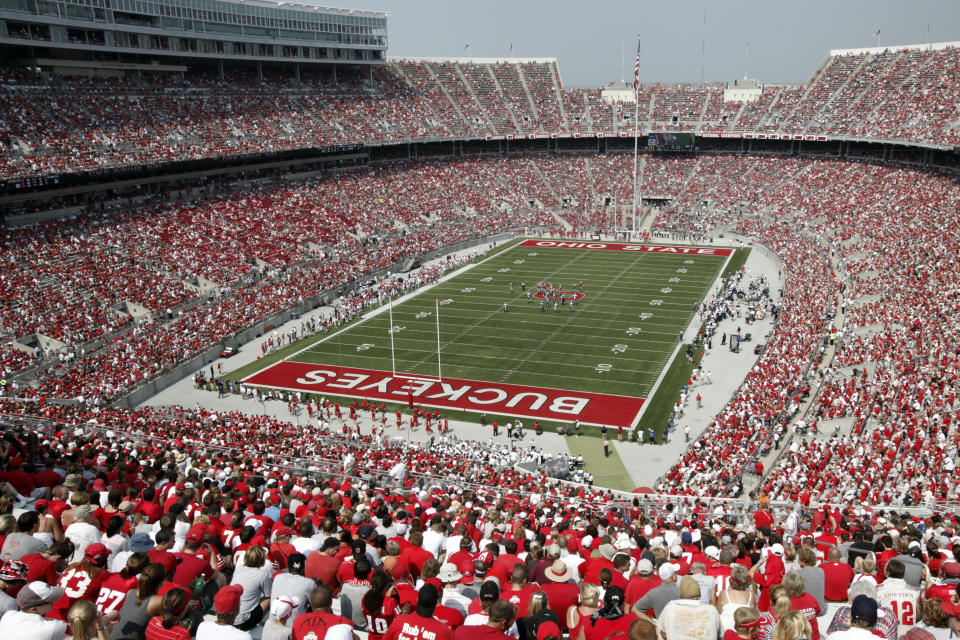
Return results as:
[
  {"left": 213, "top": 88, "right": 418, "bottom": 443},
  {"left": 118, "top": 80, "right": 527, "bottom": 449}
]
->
[{"left": 363, "top": 596, "right": 400, "bottom": 640}]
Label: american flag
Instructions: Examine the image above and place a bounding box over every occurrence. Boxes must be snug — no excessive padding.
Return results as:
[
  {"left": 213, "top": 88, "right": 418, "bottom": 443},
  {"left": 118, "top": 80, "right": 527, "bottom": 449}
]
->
[{"left": 633, "top": 39, "right": 641, "bottom": 97}]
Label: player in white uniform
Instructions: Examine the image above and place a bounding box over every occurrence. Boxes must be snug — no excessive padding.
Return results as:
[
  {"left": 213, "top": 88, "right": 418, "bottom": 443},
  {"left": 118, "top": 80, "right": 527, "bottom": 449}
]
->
[{"left": 876, "top": 560, "right": 921, "bottom": 634}]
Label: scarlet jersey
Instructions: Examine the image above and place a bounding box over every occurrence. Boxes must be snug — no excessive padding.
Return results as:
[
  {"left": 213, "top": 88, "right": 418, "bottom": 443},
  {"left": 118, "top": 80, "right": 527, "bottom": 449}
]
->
[
  {"left": 49, "top": 566, "right": 108, "bottom": 620},
  {"left": 877, "top": 578, "right": 920, "bottom": 633},
  {"left": 97, "top": 573, "right": 138, "bottom": 615},
  {"left": 362, "top": 596, "right": 400, "bottom": 640},
  {"left": 707, "top": 564, "right": 733, "bottom": 598}
]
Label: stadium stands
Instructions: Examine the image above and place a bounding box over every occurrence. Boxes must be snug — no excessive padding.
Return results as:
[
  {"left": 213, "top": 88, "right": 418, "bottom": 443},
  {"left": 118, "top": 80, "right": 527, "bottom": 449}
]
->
[
  {"left": 1, "top": 37, "right": 960, "bottom": 640},
  {"left": 5, "top": 45, "right": 960, "bottom": 181}
]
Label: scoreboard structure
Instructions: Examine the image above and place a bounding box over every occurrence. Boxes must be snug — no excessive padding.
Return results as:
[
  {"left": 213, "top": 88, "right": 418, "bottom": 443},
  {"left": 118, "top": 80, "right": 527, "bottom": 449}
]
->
[{"left": 648, "top": 132, "right": 696, "bottom": 151}]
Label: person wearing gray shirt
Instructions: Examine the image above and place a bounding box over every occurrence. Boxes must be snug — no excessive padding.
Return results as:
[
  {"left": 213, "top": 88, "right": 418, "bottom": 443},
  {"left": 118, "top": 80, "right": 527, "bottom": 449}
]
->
[
  {"left": 338, "top": 559, "right": 372, "bottom": 630},
  {"left": 270, "top": 554, "right": 314, "bottom": 625},
  {"left": 797, "top": 547, "right": 826, "bottom": 613},
  {"left": 230, "top": 547, "right": 273, "bottom": 630},
  {"left": 634, "top": 563, "right": 683, "bottom": 618},
  {"left": 892, "top": 552, "right": 925, "bottom": 589},
  {"left": 1, "top": 513, "right": 47, "bottom": 561},
  {"left": 690, "top": 562, "right": 717, "bottom": 604}
]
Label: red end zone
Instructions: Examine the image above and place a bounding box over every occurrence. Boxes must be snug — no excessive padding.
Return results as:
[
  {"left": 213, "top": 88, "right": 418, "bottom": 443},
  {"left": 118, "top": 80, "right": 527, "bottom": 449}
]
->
[
  {"left": 519, "top": 239, "right": 733, "bottom": 255},
  {"left": 243, "top": 361, "right": 645, "bottom": 427}
]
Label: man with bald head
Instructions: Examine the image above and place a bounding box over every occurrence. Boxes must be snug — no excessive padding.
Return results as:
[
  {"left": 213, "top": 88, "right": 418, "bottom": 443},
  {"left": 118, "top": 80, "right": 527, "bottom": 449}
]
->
[{"left": 823, "top": 546, "right": 855, "bottom": 603}]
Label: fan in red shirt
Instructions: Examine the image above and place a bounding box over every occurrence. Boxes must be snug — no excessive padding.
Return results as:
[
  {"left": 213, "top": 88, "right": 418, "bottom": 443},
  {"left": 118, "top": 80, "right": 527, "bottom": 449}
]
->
[
  {"left": 22, "top": 540, "right": 72, "bottom": 585},
  {"left": 586, "top": 586, "right": 636, "bottom": 640},
  {"left": 821, "top": 547, "right": 855, "bottom": 603},
  {"left": 306, "top": 538, "right": 344, "bottom": 594},
  {"left": 171, "top": 527, "right": 217, "bottom": 589},
  {"left": 48, "top": 543, "right": 112, "bottom": 621},
  {"left": 501, "top": 565, "right": 540, "bottom": 619},
  {"left": 383, "top": 584, "right": 451, "bottom": 640},
  {"left": 144, "top": 587, "right": 191, "bottom": 640},
  {"left": 97, "top": 554, "right": 147, "bottom": 619},
  {"left": 580, "top": 544, "right": 617, "bottom": 586},
  {"left": 750, "top": 544, "right": 786, "bottom": 612},
  {"left": 625, "top": 559, "right": 662, "bottom": 612},
  {"left": 135, "top": 487, "right": 163, "bottom": 524},
  {"left": 399, "top": 531, "right": 434, "bottom": 581},
  {"left": 539, "top": 560, "right": 580, "bottom": 633},
  {"left": 292, "top": 585, "right": 354, "bottom": 640},
  {"left": 361, "top": 573, "right": 401, "bottom": 640},
  {"left": 269, "top": 526, "right": 298, "bottom": 570},
  {"left": 452, "top": 599, "right": 516, "bottom": 640}
]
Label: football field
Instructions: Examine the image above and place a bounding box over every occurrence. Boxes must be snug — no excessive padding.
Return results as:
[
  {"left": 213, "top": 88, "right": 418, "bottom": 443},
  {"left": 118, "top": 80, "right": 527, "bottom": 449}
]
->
[{"left": 243, "top": 239, "right": 732, "bottom": 428}]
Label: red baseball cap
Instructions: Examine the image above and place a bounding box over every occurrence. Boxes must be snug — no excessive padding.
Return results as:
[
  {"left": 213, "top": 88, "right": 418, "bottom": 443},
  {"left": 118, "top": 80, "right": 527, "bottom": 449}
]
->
[
  {"left": 155, "top": 553, "right": 179, "bottom": 574},
  {"left": 941, "top": 599, "right": 960, "bottom": 618},
  {"left": 185, "top": 526, "right": 206, "bottom": 544},
  {"left": 273, "top": 526, "right": 296, "bottom": 538},
  {"left": 457, "top": 559, "right": 475, "bottom": 585},
  {"left": 214, "top": 584, "right": 244, "bottom": 614},
  {"left": 391, "top": 563, "right": 410, "bottom": 582},
  {"left": 537, "top": 621, "right": 561, "bottom": 640},
  {"left": 84, "top": 543, "right": 111, "bottom": 565}
]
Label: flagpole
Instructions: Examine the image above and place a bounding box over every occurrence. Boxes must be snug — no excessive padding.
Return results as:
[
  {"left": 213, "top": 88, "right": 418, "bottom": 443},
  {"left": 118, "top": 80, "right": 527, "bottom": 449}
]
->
[
  {"left": 632, "top": 36, "right": 640, "bottom": 240},
  {"left": 435, "top": 299, "right": 442, "bottom": 382},
  {"left": 389, "top": 297, "right": 396, "bottom": 376}
]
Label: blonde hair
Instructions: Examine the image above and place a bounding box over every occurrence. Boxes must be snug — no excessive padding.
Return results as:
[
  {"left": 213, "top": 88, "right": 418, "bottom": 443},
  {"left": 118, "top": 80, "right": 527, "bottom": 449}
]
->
[
  {"left": 67, "top": 600, "right": 98, "bottom": 640},
  {"left": 773, "top": 611, "right": 811, "bottom": 640},
  {"left": 784, "top": 545, "right": 797, "bottom": 563},
  {"left": 782, "top": 572, "right": 806, "bottom": 598},
  {"left": 770, "top": 585, "right": 792, "bottom": 620},
  {"left": 70, "top": 491, "right": 91, "bottom": 507},
  {"left": 243, "top": 545, "right": 266, "bottom": 568},
  {"left": 580, "top": 583, "right": 600, "bottom": 608},
  {"left": 528, "top": 591, "right": 549, "bottom": 617},
  {"left": 734, "top": 607, "right": 761, "bottom": 633}
]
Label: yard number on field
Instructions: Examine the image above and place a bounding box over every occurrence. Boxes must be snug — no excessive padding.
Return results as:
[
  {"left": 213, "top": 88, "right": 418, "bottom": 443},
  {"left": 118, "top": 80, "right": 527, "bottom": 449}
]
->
[
  {"left": 388, "top": 325, "right": 405, "bottom": 334},
  {"left": 527, "top": 252, "right": 537, "bottom": 256},
  {"left": 460, "top": 288, "right": 475, "bottom": 293},
  {"left": 677, "top": 268, "right": 688, "bottom": 273},
  {"left": 660, "top": 287, "right": 673, "bottom": 294},
  {"left": 669, "top": 277, "right": 680, "bottom": 283},
  {"left": 498, "top": 267, "right": 511, "bottom": 273},
  {"left": 480, "top": 277, "right": 493, "bottom": 282},
  {"left": 595, "top": 363, "right": 613, "bottom": 373},
  {"left": 612, "top": 344, "right": 628, "bottom": 353},
  {"left": 356, "top": 343, "right": 375, "bottom": 351},
  {"left": 626, "top": 327, "right": 642, "bottom": 335},
  {"left": 513, "top": 259, "right": 524, "bottom": 264},
  {"left": 415, "top": 312, "right": 431, "bottom": 319},
  {"left": 650, "top": 299, "right": 663, "bottom": 306},
  {"left": 439, "top": 299, "right": 454, "bottom": 306},
  {"left": 639, "top": 313, "right": 654, "bottom": 320}
]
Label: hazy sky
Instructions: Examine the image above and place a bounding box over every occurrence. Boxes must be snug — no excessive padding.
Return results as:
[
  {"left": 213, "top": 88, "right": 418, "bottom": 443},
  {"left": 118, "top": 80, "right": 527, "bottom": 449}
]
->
[{"left": 328, "top": 0, "right": 960, "bottom": 87}]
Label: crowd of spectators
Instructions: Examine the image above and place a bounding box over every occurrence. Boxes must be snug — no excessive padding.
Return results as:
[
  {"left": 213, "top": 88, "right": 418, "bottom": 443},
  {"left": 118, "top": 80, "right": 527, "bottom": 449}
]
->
[
  {"left": 6, "top": 45, "right": 960, "bottom": 180},
  {"left": 4, "top": 152, "right": 960, "bottom": 510},
  {"left": 0, "top": 404, "right": 954, "bottom": 640}
]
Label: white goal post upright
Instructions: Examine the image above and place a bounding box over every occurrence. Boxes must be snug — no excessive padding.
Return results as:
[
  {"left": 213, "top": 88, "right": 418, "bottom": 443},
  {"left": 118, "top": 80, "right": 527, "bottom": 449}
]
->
[
  {"left": 389, "top": 296, "right": 396, "bottom": 376},
  {"left": 436, "top": 298, "right": 443, "bottom": 383}
]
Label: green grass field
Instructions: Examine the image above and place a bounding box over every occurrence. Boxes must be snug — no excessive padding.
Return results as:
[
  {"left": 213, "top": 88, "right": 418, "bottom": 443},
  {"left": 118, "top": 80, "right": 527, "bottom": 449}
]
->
[{"left": 281, "top": 241, "right": 730, "bottom": 406}]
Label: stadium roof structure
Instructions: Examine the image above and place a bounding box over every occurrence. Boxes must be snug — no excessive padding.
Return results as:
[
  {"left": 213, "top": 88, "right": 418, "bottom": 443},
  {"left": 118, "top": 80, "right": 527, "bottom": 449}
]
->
[{"left": 0, "top": 0, "right": 389, "bottom": 67}]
